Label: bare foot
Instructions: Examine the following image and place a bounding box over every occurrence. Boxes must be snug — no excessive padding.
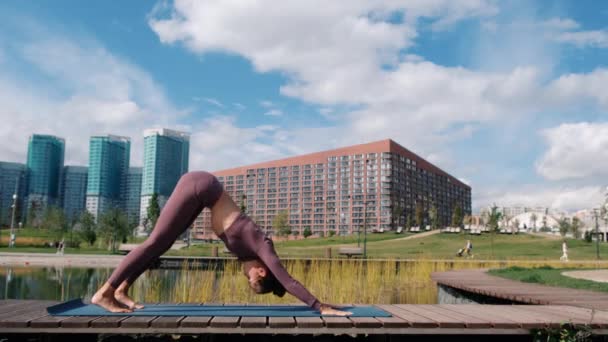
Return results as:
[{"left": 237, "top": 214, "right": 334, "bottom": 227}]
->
[
  {"left": 115, "top": 292, "right": 144, "bottom": 310},
  {"left": 91, "top": 291, "right": 133, "bottom": 313}
]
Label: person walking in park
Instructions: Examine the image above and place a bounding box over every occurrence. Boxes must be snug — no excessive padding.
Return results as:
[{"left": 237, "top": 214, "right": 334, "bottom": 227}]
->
[
  {"left": 91, "top": 171, "right": 351, "bottom": 316},
  {"left": 465, "top": 239, "right": 473, "bottom": 258},
  {"left": 560, "top": 240, "right": 569, "bottom": 261}
]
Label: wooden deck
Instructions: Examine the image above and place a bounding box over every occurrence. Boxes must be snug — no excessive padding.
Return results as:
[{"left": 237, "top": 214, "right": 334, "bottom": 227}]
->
[
  {"left": 432, "top": 268, "right": 608, "bottom": 310},
  {"left": 1, "top": 300, "right": 608, "bottom": 336}
]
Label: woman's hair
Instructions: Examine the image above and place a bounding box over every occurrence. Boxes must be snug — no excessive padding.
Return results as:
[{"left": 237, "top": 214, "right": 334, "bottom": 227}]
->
[{"left": 254, "top": 271, "right": 286, "bottom": 297}]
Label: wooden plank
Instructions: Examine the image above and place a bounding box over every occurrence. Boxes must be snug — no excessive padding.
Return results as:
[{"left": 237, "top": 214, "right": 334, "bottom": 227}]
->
[
  {"left": 397, "top": 305, "right": 465, "bottom": 328},
  {"left": 0, "top": 300, "right": 55, "bottom": 320},
  {"left": 524, "top": 305, "right": 596, "bottom": 327},
  {"left": 349, "top": 317, "right": 383, "bottom": 328},
  {"left": 439, "top": 305, "right": 521, "bottom": 329},
  {"left": 239, "top": 316, "right": 267, "bottom": 328},
  {"left": 151, "top": 316, "right": 185, "bottom": 328},
  {"left": 90, "top": 316, "right": 129, "bottom": 328},
  {"left": 209, "top": 316, "right": 240, "bottom": 328},
  {"left": 120, "top": 315, "right": 158, "bottom": 328},
  {"left": 419, "top": 305, "right": 492, "bottom": 328},
  {"left": 0, "top": 301, "right": 25, "bottom": 315},
  {"left": 0, "top": 302, "right": 59, "bottom": 328},
  {"left": 180, "top": 316, "right": 212, "bottom": 328},
  {"left": 322, "top": 316, "right": 353, "bottom": 328},
  {"left": 59, "top": 316, "right": 100, "bottom": 328},
  {"left": 375, "top": 316, "right": 410, "bottom": 328},
  {"left": 497, "top": 306, "right": 558, "bottom": 329},
  {"left": 294, "top": 316, "right": 324, "bottom": 328},
  {"left": 376, "top": 305, "right": 435, "bottom": 328},
  {"left": 29, "top": 315, "right": 69, "bottom": 328},
  {"left": 268, "top": 316, "right": 296, "bottom": 328}
]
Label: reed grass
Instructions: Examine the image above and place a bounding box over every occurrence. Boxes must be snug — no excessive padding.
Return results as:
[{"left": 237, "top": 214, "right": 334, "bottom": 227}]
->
[{"left": 124, "top": 259, "right": 606, "bottom": 305}]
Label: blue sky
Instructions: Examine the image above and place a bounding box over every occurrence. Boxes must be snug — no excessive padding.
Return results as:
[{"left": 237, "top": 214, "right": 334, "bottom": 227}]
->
[{"left": 1, "top": 0, "right": 608, "bottom": 212}]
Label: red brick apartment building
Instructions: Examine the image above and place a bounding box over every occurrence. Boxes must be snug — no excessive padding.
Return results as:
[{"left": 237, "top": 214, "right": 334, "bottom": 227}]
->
[{"left": 192, "top": 139, "right": 471, "bottom": 239}]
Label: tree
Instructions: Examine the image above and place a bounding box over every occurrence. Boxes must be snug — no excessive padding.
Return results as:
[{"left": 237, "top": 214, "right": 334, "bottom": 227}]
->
[
  {"left": 146, "top": 193, "right": 160, "bottom": 233},
  {"left": 391, "top": 197, "right": 404, "bottom": 231},
  {"left": 273, "top": 210, "right": 291, "bottom": 237},
  {"left": 530, "top": 213, "right": 538, "bottom": 231},
  {"left": 78, "top": 211, "right": 97, "bottom": 246},
  {"left": 303, "top": 227, "right": 312, "bottom": 239},
  {"left": 99, "top": 208, "right": 131, "bottom": 253},
  {"left": 451, "top": 204, "right": 463, "bottom": 227},
  {"left": 415, "top": 202, "right": 424, "bottom": 228},
  {"left": 406, "top": 215, "right": 414, "bottom": 230},
  {"left": 239, "top": 194, "right": 247, "bottom": 213},
  {"left": 558, "top": 218, "right": 570, "bottom": 237},
  {"left": 329, "top": 230, "right": 336, "bottom": 237},
  {"left": 571, "top": 217, "right": 583, "bottom": 239},
  {"left": 42, "top": 206, "right": 68, "bottom": 242},
  {"left": 26, "top": 198, "right": 42, "bottom": 228},
  {"left": 428, "top": 204, "right": 439, "bottom": 230},
  {"left": 487, "top": 205, "right": 502, "bottom": 258},
  {"left": 512, "top": 218, "right": 520, "bottom": 231}
]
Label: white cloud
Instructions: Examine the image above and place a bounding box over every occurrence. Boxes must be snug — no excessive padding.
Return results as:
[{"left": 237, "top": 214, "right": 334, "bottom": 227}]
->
[
  {"left": 0, "top": 32, "right": 184, "bottom": 167},
  {"left": 536, "top": 122, "right": 608, "bottom": 181},
  {"left": 147, "top": 1, "right": 608, "bottom": 213},
  {"left": 264, "top": 109, "right": 283, "bottom": 117},
  {"left": 555, "top": 29, "right": 608, "bottom": 49},
  {"left": 203, "top": 97, "right": 224, "bottom": 107},
  {"left": 259, "top": 100, "right": 275, "bottom": 108},
  {"left": 233, "top": 102, "right": 246, "bottom": 110},
  {"left": 475, "top": 185, "right": 605, "bottom": 213}
]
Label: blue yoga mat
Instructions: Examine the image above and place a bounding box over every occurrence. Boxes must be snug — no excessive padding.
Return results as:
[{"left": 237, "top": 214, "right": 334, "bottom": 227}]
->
[{"left": 47, "top": 299, "right": 391, "bottom": 317}]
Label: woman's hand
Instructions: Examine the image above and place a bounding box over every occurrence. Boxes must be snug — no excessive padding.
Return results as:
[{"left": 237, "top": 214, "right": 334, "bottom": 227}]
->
[{"left": 319, "top": 304, "right": 353, "bottom": 316}]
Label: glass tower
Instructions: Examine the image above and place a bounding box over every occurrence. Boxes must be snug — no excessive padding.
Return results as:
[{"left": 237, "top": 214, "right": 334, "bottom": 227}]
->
[
  {"left": 25, "top": 134, "right": 65, "bottom": 221},
  {"left": 0, "top": 162, "right": 27, "bottom": 227},
  {"left": 139, "top": 128, "right": 189, "bottom": 225},
  {"left": 59, "top": 166, "right": 88, "bottom": 225},
  {"left": 86, "top": 135, "right": 130, "bottom": 221},
  {"left": 125, "top": 167, "right": 142, "bottom": 227}
]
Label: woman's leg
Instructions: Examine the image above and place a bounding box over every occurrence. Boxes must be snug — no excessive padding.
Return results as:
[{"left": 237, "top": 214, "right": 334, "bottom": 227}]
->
[{"left": 92, "top": 171, "right": 224, "bottom": 312}]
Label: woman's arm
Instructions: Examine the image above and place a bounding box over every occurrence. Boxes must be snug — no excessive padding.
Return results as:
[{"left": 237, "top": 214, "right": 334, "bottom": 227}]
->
[{"left": 256, "top": 239, "right": 352, "bottom": 316}]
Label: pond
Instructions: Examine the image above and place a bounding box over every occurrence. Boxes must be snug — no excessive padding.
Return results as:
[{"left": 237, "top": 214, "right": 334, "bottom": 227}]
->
[{"left": 0, "top": 259, "right": 601, "bottom": 305}]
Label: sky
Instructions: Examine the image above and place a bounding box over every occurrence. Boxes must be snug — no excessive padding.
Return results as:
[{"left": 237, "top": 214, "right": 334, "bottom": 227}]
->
[{"left": 1, "top": 0, "right": 608, "bottom": 213}]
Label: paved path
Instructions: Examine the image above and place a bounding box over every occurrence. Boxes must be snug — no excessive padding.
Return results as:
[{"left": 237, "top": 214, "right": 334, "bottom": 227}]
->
[
  {"left": 432, "top": 268, "right": 608, "bottom": 310},
  {"left": 563, "top": 269, "right": 608, "bottom": 283}
]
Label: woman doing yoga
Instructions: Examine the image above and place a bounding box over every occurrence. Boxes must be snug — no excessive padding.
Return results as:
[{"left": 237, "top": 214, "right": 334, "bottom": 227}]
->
[{"left": 91, "top": 171, "right": 352, "bottom": 316}]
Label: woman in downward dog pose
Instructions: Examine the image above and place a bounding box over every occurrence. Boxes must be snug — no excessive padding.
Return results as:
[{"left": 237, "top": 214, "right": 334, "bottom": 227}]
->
[{"left": 91, "top": 171, "right": 352, "bottom": 316}]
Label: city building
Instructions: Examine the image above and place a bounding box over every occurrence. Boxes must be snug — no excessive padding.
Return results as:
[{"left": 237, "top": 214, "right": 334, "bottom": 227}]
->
[
  {"left": 192, "top": 139, "right": 471, "bottom": 239},
  {"left": 0, "top": 162, "right": 27, "bottom": 227},
  {"left": 125, "top": 167, "right": 143, "bottom": 227},
  {"left": 139, "top": 128, "right": 189, "bottom": 227},
  {"left": 86, "top": 135, "right": 130, "bottom": 221},
  {"left": 59, "top": 166, "right": 88, "bottom": 224},
  {"left": 25, "top": 134, "right": 65, "bottom": 222}
]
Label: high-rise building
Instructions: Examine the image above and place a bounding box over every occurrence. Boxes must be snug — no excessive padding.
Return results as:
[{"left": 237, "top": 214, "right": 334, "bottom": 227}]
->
[
  {"left": 0, "top": 162, "right": 27, "bottom": 227},
  {"left": 86, "top": 135, "right": 130, "bottom": 221},
  {"left": 139, "top": 128, "right": 189, "bottom": 225},
  {"left": 59, "top": 166, "right": 88, "bottom": 224},
  {"left": 125, "top": 167, "right": 143, "bottom": 226},
  {"left": 193, "top": 139, "right": 471, "bottom": 239},
  {"left": 25, "top": 134, "right": 65, "bottom": 221}
]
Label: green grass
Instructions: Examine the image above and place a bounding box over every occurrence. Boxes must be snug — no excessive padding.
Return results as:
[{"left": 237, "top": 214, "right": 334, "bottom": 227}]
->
[
  {"left": 489, "top": 266, "right": 608, "bottom": 293},
  {"left": 4, "top": 229, "right": 608, "bottom": 261}
]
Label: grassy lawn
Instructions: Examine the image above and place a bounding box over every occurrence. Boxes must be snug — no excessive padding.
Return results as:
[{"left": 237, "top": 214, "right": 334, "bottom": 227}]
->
[
  {"left": 489, "top": 266, "right": 608, "bottom": 293},
  {"left": 3, "top": 227, "right": 608, "bottom": 261}
]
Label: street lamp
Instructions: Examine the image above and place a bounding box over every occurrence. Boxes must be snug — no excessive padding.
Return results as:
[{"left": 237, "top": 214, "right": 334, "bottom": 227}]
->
[
  {"left": 9, "top": 174, "right": 23, "bottom": 248},
  {"left": 594, "top": 208, "right": 601, "bottom": 260}
]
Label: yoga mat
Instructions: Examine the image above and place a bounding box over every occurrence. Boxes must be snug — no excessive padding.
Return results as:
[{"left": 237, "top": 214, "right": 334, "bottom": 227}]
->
[{"left": 47, "top": 299, "right": 391, "bottom": 317}]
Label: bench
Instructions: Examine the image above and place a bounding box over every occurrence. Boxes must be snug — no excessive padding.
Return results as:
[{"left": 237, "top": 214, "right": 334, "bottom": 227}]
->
[{"left": 338, "top": 247, "right": 363, "bottom": 258}]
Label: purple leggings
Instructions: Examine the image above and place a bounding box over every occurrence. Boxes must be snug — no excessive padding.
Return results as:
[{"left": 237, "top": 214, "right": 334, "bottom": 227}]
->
[{"left": 107, "top": 171, "right": 224, "bottom": 288}]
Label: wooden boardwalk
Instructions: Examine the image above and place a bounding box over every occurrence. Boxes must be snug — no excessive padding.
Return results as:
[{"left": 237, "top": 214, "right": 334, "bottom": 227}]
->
[
  {"left": 2, "top": 300, "right": 608, "bottom": 336},
  {"left": 432, "top": 268, "right": 608, "bottom": 310}
]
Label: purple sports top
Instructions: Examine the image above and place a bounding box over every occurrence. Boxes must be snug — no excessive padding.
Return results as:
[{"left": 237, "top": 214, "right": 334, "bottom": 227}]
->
[{"left": 218, "top": 212, "right": 322, "bottom": 311}]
